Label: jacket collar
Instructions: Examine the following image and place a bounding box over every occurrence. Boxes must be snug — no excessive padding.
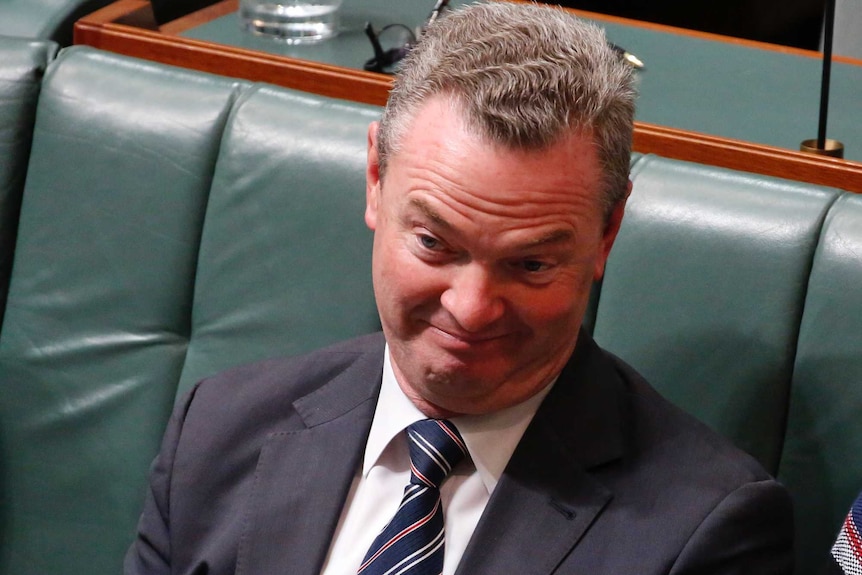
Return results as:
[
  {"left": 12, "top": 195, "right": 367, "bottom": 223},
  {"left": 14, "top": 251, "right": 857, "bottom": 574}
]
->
[
  {"left": 237, "top": 330, "right": 626, "bottom": 575},
  {"left": 456, "top": 331, "right": 625, "bottom": 575},
  {"left": 236, "top": 336, "right": 385, "bottom": 575}
]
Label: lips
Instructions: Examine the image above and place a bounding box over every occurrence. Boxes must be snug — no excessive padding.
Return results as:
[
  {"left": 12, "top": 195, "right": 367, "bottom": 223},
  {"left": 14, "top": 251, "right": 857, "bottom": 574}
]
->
[{"left": 427, "top": 323, "right": 510, "bottom": 350}]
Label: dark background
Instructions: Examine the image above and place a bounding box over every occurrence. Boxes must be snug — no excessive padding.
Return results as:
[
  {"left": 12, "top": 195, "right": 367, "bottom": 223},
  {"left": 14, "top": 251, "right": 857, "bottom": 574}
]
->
[{"left": 549, "top": 0, "right": 826, "bottom": 49}]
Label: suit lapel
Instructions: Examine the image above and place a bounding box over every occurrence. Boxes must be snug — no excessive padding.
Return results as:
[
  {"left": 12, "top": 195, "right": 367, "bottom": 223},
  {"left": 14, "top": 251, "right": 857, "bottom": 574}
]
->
[
  {"left": 236, "top": 343, "right": 384, "bottom": 575},
  {"left": 456, "top": 332, "right": 626, "bottom": 575},
  {"left": 233, "top": 331, "right": 625, "bottom": 575}
]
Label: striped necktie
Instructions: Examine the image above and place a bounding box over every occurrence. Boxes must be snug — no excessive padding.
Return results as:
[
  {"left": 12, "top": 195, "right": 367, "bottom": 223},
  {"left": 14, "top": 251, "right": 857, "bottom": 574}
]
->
[
  {"left": 831, "top": 491, "right": 862, "bottom": 573},
  {"left": 358, "top": 419, "right": 467, "bottom": 575}
]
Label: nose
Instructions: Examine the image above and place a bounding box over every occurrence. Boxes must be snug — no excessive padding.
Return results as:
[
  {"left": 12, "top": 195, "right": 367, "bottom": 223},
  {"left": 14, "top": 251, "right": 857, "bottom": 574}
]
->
[{"left": 440, "top": 264, "right": 505, "bottom": 333}]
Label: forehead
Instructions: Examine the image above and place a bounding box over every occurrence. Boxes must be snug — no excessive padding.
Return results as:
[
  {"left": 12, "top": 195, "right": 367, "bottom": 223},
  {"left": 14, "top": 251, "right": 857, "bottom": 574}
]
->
[{"left": 384, "top": 96, "right": 604, "bottom": 219}]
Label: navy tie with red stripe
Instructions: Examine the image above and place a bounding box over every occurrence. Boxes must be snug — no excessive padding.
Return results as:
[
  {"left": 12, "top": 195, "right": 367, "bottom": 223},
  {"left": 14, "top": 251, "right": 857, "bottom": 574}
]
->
[{"left": 358, "top": 419, "right": 467, "bottom": 575}]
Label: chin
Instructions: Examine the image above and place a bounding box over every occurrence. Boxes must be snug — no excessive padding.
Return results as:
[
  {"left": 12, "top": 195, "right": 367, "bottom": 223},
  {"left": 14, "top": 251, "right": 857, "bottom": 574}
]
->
[{"left": 421, "top": 359, "right": 510, "bottom": 398}]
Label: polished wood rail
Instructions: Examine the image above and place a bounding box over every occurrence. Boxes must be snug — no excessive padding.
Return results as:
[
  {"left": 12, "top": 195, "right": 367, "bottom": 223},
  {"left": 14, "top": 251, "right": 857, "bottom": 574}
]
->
[{"left": 74, "top": 0, "right": 862, "bottom": 193}]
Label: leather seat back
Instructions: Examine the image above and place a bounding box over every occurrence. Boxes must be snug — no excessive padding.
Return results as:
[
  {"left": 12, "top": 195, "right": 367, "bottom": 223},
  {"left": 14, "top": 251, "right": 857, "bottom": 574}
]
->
[
  {"left": 595, "top": 155, "right": 839, "bottom": 472},
  {"left": 779, "top": 194, "right": 862, "bottom": 574},
  {"left": 175, "top": 85, "right": 381, "bottom": 396},
  {"left": 0, "top": 46, "right": 248, "bottom": 575},
  {"left": 0, "top": 37, "right": 57, "bottom": 330},
  {"left": 0, "top": 45, "right": 384, "bottom": 575}
]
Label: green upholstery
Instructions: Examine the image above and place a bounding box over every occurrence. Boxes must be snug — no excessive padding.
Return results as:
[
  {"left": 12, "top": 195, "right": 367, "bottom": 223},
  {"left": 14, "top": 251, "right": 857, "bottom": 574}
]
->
[
  {"left": 778, "top": 194, "right": 862, "bottom": 575},
  {"left": 176, "top": 85, "right": 381, "bottom": 397},
  {"left": 594, "top": 156, "right": 839, "bottom": 474},
  {"left": 0, "top": 37, "right": 57, "bottom": 331},
  {"left": 0, "top": 0, "right": 115, "bottom": 45},
  {"left": 593, "top": 157, "right": 849, "bottom": 574},
  {"left": 0, "top": 46, "right": 247, "bottom": 575},
  {"left": 0, "top": 45, "right": 383, "bottom": 575},
  {"left": 1, "top": 44, "right": 862, "bottom": 575}
]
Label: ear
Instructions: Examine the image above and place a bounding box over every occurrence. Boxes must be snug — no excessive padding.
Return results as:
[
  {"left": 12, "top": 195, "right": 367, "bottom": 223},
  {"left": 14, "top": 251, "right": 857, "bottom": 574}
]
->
[
  {"left": 365, "top": 121, "right": 382, "bottom": 231},
  {"left": 593, "top": 180, "right": 632, "bottom": 281}
]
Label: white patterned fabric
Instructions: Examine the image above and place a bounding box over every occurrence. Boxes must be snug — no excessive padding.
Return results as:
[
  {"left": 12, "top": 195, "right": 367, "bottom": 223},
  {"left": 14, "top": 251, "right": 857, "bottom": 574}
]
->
[{"left": 832, "top": 493, "right": 862, "bottom": 574}]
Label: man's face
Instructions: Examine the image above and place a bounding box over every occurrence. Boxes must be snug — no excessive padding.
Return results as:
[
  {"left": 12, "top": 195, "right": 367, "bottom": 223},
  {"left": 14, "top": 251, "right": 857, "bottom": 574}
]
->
[{"left": 365, "top": 95, "right": 627, "bottom": 417}]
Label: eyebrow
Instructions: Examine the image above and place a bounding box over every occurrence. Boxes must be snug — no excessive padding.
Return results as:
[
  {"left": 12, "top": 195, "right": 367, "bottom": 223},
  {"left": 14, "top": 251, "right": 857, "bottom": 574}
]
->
[
  {"left": 521, "top": 229, "right": 575, "bottom": 249},
  {"left": 408, "top": 197, "right": 451, "bottom": 229},
  {"left": 407, "top": 197, "right": 574, "bottom": 250}
]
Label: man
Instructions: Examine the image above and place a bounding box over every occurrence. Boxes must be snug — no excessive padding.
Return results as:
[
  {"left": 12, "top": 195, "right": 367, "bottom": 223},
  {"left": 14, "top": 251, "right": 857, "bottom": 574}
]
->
[{"left": 125, "top": 3, "right": 793, "bottom": 574}]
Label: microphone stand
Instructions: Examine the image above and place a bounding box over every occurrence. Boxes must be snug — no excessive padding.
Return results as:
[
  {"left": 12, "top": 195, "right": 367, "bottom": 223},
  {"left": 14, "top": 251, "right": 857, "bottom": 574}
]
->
[{"left": 800, "top": 0, "right": 845, "bottom": 158}]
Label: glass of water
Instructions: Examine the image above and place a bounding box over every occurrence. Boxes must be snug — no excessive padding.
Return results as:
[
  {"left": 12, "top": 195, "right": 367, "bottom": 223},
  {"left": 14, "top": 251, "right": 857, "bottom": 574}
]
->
[{"left": 239, "top": 0, "right": 343, "bottom": 43}]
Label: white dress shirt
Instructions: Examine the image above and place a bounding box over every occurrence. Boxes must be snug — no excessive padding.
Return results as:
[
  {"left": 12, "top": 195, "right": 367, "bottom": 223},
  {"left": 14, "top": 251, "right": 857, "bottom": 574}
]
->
[{"left": 320, "top": 345, "right": 554, "bottom": 575}]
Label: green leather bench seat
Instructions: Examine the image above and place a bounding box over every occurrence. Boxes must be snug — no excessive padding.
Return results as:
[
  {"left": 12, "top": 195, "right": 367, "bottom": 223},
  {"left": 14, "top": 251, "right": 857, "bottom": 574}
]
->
[
  {"left": 0, "top": 37, "right": 57, "bottom": 329},
  {"left": 594, "top": 156, "right": 839, "bottom": 474},
  {"left": 1, "top": 39, "right": 862, "bottom": 575},
  {"left": 593, "top": 157, "right": 844, "bottom": 574},
  {"left": 0, "top": 45, "right": 248, "bottom": 574},
  {"left": 176, "top": 85, "right": 381, "bottom": 396},
  {"left": 779, "top": 193, "right": 862, "bottom": 573},
  {"left": 0, "top": 43, "right": 383, "bottom": 575}
]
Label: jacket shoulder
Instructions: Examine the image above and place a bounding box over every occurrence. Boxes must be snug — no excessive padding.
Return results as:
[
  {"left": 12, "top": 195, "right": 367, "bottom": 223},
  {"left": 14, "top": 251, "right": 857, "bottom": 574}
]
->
[{"left": 178, "top": 332, "right": 385, "bottom": 435}]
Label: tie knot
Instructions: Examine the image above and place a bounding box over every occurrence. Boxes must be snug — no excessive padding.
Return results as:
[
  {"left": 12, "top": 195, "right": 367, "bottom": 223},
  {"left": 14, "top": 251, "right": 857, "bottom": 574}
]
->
[{"left": 406, "top": 419, "right": 467, "bottom": 489}]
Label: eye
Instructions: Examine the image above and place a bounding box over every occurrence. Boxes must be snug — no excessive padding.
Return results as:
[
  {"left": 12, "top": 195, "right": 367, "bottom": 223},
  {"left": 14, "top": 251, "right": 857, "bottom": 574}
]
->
[
  {"left": 418, "top": 234, "right": 441, "bottom": 250},
  {"left": 509, "top": 258, "right": 558, "bottom": 283},
  {"left": 416, "top": 232, "right": 452, "bottom": 254},
  {"left": 409, "top": 228, "right": 455, "bottom": 262},
  {"left": 521, "top": 260, "right": 551, "bottom": 273}
]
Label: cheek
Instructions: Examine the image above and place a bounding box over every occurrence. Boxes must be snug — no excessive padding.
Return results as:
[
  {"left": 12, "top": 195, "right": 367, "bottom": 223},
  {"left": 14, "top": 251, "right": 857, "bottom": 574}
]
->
[
  {"left": 514, "top": 273, "right": 592, "bottom": 330},
  {"left": 374, "top": 240, "right": 443, "bottom": 306},
  {"left": 519, "top": 292, "right": 577, "bottom": 327}
]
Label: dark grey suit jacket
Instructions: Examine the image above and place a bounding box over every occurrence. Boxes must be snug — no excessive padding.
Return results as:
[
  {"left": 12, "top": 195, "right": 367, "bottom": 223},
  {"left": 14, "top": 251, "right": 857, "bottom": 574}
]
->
[{"left": 125, "top": 331, "right": 793, "bottom": 574}]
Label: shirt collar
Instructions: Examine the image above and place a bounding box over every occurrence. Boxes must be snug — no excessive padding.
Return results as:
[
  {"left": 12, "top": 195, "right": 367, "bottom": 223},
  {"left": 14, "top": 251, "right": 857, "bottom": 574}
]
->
[{"left": 363, "top": 344, "right": 555, "bottom": 494}]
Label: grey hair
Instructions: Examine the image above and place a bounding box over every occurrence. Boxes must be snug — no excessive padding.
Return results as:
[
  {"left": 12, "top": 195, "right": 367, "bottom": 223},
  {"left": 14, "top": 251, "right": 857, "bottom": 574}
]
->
[{"left": 376, "top": 1, "right": 637, "bottom": 215}]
